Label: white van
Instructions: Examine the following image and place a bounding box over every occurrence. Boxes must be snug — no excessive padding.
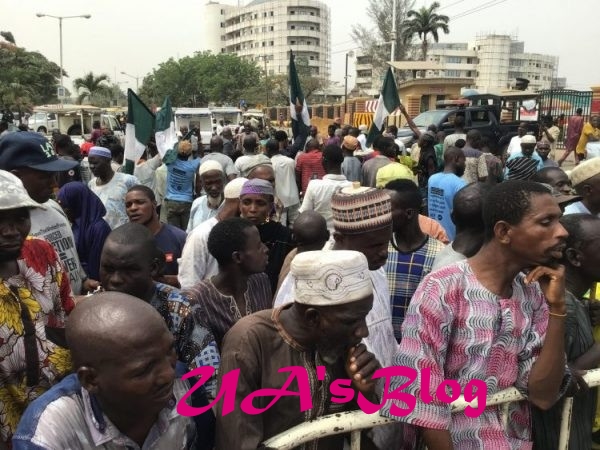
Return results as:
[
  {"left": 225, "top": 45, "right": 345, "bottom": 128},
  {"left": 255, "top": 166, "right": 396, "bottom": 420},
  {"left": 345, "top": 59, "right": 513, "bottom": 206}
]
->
[
  {"left": 174, "top": 107, "right": 213, "bottom": 150},
  {"left": 210, "top": 107, "right": 242, "bottom": 131}
]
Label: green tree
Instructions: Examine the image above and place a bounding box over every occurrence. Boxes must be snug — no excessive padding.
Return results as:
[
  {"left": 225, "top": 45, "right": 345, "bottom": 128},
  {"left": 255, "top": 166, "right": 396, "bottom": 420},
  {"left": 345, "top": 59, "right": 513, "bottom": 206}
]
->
[
  {"left": 267, "top": 56, "right": 327, "bottom": 106},
  {"left": 351, "top": 0, "right": 415, "bottom": 75},
  {"left": 0, "top": 36, "right": 62, "bottom": 108},
  {"left": 403, "top": 1, "right": 449, "bottom": 61},
  {"left": 73, "top": 72, "right": 111, "bottom": 104},
  {"left": 139, "top": 52, "right": 262, "bottom": 107}
]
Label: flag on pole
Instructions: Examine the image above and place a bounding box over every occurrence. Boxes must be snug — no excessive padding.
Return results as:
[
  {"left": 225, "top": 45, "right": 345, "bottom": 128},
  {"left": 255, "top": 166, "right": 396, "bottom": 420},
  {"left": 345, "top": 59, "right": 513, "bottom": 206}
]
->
[
  {"left": 289, "top": 52, "right": 310, "bottom": 140},
  {"left": 123, "top": 88, "right": 154, "bottom": 174},
  {"left": 366, "top": 67, "right": 401, "bottom": 148},
  {"left": 154, "top": 96, "right": 178, "bottom": 158}
]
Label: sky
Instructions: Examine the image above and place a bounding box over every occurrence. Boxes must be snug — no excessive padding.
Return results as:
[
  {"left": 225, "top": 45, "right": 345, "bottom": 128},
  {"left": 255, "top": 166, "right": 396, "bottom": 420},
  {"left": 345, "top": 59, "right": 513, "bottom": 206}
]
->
[{"left": 2, "top": 0, "right": 598, "bottom": 98}]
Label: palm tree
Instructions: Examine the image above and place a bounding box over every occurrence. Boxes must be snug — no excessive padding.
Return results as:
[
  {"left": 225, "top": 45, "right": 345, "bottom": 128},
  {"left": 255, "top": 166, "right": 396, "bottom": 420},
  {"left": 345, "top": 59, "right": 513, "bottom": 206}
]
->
[
  {"left": 73, "top": 72, "right": 111, "bottom": 104},
  {"left": 403, "top": 2, "right": 450, "bottom": 61}
]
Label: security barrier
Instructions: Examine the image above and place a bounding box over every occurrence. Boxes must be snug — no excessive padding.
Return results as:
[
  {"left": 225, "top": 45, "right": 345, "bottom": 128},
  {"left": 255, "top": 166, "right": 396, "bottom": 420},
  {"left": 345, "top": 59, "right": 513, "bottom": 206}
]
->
[{"left": 262, "top": 368, "right": 600, "bottom": 450}]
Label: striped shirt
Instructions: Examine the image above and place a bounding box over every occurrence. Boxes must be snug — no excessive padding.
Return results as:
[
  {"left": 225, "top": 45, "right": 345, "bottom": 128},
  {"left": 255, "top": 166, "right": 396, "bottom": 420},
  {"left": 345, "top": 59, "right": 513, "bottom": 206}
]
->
[
  {"left": 380, "top": 260, "right": 571, "bottom": 449},
  {"left": 385, "top": 236, "right": 445, "bottom": 341},
  {"left": 185, "top": 274, "right": 272, "bottom": 350}
]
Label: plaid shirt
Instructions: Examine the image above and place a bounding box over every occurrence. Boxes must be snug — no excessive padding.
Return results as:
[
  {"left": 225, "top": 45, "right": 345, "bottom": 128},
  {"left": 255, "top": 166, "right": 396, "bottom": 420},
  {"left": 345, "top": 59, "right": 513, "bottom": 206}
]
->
[{"left": 385, "top": 236, "right": 445, "bottom": 341}]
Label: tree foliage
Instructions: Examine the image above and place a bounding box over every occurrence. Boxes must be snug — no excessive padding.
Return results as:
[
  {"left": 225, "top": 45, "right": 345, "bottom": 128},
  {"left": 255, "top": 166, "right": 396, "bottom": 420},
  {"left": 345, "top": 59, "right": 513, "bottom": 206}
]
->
[
  {"left": 351, "top": 0, "right": 416, "bottom": 76},
  {"left": 266, "top": 56, "right": 328, "bottom": 105},
  {"left": 0, "top": 34, "right": 62, "bottom": 111},
  {"left": 73, "top": 72, "right": 111, "bottom": 104},
  {"left": 403, "top": 1, "right": 449, "bottom": 60},
  {"left": 138, "top": 52, "right": 263, "bottom": 107}
]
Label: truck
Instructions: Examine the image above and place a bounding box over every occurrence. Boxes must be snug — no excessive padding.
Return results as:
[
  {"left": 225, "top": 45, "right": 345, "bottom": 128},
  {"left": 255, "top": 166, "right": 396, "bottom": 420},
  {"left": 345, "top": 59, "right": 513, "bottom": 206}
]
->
[
  {"left": 242, "top": 109, "right": 269, "bottom": 131},
  {"left": 209, "top": 106, "right": 242, "bottom": 130},
  {"left": 396, "top": 91, "right": 541, "bottom": 151},
  {"left": 173, "top": 107, "right": 213, "bottom": 150},
  {"left": 32, "top": 104, "right": 124, "bottom": 145}
]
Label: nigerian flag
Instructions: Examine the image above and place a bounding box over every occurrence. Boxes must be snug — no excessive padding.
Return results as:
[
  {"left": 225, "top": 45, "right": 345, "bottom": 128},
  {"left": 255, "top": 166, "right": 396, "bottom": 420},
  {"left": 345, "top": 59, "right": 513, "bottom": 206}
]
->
[
  {"left": 155, "top": 96, "right": 177, "bottom": 158},
  {"left": 289, "top": 52, "right": 310, "bottom": 140},
  {"left": 366, "top": 67, "right": 400, "bottom": 148},
  {"left": 123, "top": 88, "right": 154, "bottom": 174}
]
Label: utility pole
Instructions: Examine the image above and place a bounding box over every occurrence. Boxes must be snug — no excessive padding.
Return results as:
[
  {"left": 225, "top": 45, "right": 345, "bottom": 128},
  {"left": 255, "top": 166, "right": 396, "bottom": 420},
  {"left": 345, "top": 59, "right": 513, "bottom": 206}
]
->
[{"left": 390, "top": 0, "right": 397, "bottom": 72}]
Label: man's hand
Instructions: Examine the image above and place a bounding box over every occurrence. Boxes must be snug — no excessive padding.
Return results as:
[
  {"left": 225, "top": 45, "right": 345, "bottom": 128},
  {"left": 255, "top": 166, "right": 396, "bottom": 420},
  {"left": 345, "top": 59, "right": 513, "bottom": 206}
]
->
[
  {"left": 345, "top": 344, "right": 381, "bottom": 395},
  {"left": 566, "top": 365, "right": 588, "bottom": 397},
  {"left": 525, "top": 264, "right": 566, "bottom": 313},
  {"left": 82, "top": 278, "right": 100, "bottom": 293}
]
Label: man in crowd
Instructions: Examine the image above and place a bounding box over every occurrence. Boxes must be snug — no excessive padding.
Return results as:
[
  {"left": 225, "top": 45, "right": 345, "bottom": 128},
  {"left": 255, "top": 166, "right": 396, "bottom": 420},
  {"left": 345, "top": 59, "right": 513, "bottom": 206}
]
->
[
  {"left": 461, "top": 130, "right": 489, "bottom": 184},
  {"left": 0, "top": 131, "right": 90, "bottom": 294},
  {"left": 221, "top": 127, "right": 236, "bottom": 160},
  {"left": 532, "top": 214, "right": 600, "bottom": 450},
  {"left": 276, "top": 186, "right": 398, "bottom": 369},
  {"left": 295, "top": 138, "right": 325, "bottom": 194},
  {"left": 0, "top": 170, "right": 74, "bottom": 446},
  {"left": 507, "top": 122, "right": 529, "bottom": 156},
  {"left": 381, "top": 180, "right": 570, "bottom": 448},
  {"left": 531, "top": 166, "right": 573, "bottom": 196},
  {"left": 184, "top": 218, "right": 271, "bottom": 350},
  {"left": 99, "top": 223, "right": 220, "bottom": 397},
  {"left": 536, "top": 140, "right": 559, "bottom": 168},
  {"left": 558, "top": 108, "right": 584, "bottom": 166},
  {"left": 505, "top": 134, "right": 544, "bottom": 180},
  {"left": 385, "top": 179, "right": 445, "bottom": 341},
  {"left": 187, "top": 160, "right": 226, "bottom": 233},
  {"left": 14, "top": 292, "right": 207, "bottom": 449},
  {"left": 88, "top": 145, "right": 140, "bottom": 229},
  {"left": 125, "top": 185, "right": 187, "bottom": 286},
  {"left": 202, "top": 135, "right": 237, "bottom": 181},
  {"left": 299, "top": 144, "right": 351, "bottom": 231},
  {"left": 178, "top": 177, "right": 248, "bottom": 289},
  {"left": 443, "top": 114, "right": 466, "bottom": 153},
  {"left": 539, "top": 115, "right": 560, "bottom": 161},
  {"left": 216, "top": 250, "right": 381, "bottom": 449},
  {"left": 427, "top": 146, "right": 467, "bottom": 240},
  {"left": 432, "top": 182, "right": 489, "bottom": 270},
  {"left": 564, "top": 157, "right": 600, "bottom": 216},
  {"left": 576, "top": 116, "right": 600, "bottom": 162},
  {"left": 341, "top": 135, "right": 362, "bottom": 182},
  {"left": 235, "top": 135, "right": 271, "bottom": 177},
  {"left": 235, "top": 121, "right": 259, "bottom": 154},
  {"left": 264, "top": 139, "right": 300, "bottom": 227},
  {"left": 361, "top": 136, "right": 395, "bottom": 188}
]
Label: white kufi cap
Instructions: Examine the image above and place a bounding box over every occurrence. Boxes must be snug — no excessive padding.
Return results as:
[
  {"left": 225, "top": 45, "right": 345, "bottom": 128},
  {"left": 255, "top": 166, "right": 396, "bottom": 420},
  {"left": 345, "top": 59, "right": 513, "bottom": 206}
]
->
[{"left": 291, "top": 250, "right": 372, "bottom": 306}]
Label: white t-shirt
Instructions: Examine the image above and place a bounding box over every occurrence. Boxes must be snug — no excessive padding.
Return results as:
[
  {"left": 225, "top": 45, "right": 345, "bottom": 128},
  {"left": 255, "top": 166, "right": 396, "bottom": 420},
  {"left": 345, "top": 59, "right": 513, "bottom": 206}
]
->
[
  {"left": 89, "top": 172, "right": 139, "bottom": 229},
  {"left": 271, "top": 154, "right": 300, "bottom": 208},
  {"left": 29, "top": 199, "right": 84, "bottom": 294},
  {"left": 299, "top": 174, "right": 352, "bottom": 231},
  {"left": 178, "top": 217, "right": 219, "bottom": 289}
]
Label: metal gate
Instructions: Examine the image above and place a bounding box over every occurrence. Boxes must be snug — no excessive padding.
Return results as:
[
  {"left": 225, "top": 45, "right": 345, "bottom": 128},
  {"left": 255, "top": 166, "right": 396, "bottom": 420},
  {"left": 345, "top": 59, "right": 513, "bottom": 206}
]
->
[{"left": 539, "top": 89, "right": 592, "bottom": 145}]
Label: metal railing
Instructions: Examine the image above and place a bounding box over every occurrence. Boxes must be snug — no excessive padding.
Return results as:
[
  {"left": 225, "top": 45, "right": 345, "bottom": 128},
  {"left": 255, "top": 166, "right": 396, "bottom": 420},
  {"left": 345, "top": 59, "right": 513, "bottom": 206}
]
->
[{"left": 262, "top": 368, "right": 600, "bottom": 450}]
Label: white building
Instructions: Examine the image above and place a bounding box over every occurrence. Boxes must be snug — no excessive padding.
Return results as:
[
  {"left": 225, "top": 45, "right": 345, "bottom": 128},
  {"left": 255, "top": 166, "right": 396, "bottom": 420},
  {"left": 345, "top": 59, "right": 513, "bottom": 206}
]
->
[
  {"left": 356, "top": 34, "right": 561, "bottom": 94},
  {"left": 200, "top": 0, "right": 331, "bottom": 80}
]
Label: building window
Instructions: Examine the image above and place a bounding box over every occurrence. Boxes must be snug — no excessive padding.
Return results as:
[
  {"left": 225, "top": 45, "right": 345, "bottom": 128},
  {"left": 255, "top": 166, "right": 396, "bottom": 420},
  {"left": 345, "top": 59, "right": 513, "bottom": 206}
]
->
[
  {"left": 270, "top": 11, "right": 274, "bottom": 16},
  {"left": 269, "top": 26, "right": 274, "bottom": 31},
  {"left": 262, "top": 42, "right": 266, "bottom": 47},
  {"left": 263, "top": 12, "right": 267, "bottom": 17},
  {"left": 446, "top": 56, "right": 461, "bottom": 64},
  {"left": 309, "top": 55, "right": 315, "bottom": 60},
  {"left": 290, "top": 40, "right": 296, "bottom": 44},
  {"left": 270, "top": 41, "right": 274, "bottom": 46},
  {"left": 290, "top": 25, "right": 295, "bottom": 29},
  {"left": 290, "top": 10, "right": 295, "bottom": 14},
  {"left": 466, "top": 57, "right": 474, "bottom": 64},
  {"left": 310, "top": 26, "right": 314, "bottom": 30}
]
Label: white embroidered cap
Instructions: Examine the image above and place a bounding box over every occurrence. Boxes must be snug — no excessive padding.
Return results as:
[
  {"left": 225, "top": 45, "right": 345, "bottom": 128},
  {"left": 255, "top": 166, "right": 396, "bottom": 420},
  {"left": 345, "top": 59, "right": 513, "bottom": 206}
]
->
[{"left": 291, "top": 250, "right": 372, "bottom": 306}]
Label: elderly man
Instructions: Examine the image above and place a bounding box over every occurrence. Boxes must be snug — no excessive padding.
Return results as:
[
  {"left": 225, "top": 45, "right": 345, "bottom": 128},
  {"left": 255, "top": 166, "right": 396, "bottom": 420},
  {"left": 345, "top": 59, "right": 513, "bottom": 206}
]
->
[
  {"left": 125, "top": 185, "right": 187, "bottom": 286},
  {"left": 505, "top": 134, "right": 544, "bottom": 180},
  {"left": 88, "top": 145, "right": 139, "bottom": 229},
  {"left": 0, "top": 170, "right": 74, "bottom": 446},
  {"left": 178, "top": 177, "right": 248, "bottom": 289},
  {"left": 0, "top": 131, "right": 90, "bottom": 294},
  {"left": 276, "top": 185, "right": 398, "bottom": 369},
  {"left": 216, "top": 250, "right": 381, "bottom": 449},
  {"left": 564, "top": 157, "right": 600, "bottom": 217},
  {"left": 187, "top": 160, "right": 226, "bottom": 233},
  {"left": 14, "top": 292, "right": 206, "bottom": 449},
  {"left": 381, "top": 180, "right": 570, "bottom": 449}
]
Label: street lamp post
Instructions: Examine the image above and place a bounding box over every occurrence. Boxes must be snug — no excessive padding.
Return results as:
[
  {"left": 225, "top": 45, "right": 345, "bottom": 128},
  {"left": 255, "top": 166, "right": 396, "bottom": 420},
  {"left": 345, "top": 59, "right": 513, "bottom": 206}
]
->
[
  {"left": 120, "top": 72, "right": 140, "bottom": 91},
  {"left": 344, "top": 51, "right": 354, "bottom": 117},
  {"left": 36, "top": 13, "right": 91, "bottom": 101}
]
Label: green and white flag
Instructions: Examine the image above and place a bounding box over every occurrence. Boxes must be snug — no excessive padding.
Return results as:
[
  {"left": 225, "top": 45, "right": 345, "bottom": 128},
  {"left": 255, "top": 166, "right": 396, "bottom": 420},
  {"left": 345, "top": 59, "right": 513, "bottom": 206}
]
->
[
  {"left": 289, "top": 52, "right": 310, "bottom": 140},
  {"left": 124, "top": 88, "right": 154, "bottom": 174},
  {"left": 366, "top": 67, "right": 400, "bottom": 148},
  {"left": 155, "top": 96, "right": 177, "bottom": 158}
]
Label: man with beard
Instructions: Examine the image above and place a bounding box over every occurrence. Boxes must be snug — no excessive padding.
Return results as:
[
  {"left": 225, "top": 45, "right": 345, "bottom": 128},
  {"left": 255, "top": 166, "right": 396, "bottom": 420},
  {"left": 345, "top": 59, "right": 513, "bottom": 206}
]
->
[
  {"left": 427, "top": 146, "right": 467, "bottom": 241},
  {"left": 125, "top": 185, "right": 186, "bottom": 287},
  {"left": 0, "top": 170, "right": 74, "bottom": 446},
  {"left": 187, "top": 160, "right": 226, "bottom": 233},
  {"left": 381, "top": 180, "right": 570, "bottom": 449},
  {"left": 216, "top": 250, "right": 381, "bottom": 450}
]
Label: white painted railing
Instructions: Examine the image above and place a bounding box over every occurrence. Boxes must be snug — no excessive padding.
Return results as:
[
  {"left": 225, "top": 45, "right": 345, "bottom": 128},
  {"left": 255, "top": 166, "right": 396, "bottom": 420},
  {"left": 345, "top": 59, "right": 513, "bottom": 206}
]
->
[{"left": 261, "top": 368, "right": 600, "bottom": 450}]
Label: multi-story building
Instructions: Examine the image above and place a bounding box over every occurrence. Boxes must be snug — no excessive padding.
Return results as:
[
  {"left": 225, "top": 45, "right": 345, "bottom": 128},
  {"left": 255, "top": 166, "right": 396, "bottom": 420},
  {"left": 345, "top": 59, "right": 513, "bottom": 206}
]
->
[
  {"left": 200, "top": 0, "right": 330, "bottom": 80},
  {"left": 356, "top": 34, "right": 561, "bottom": 94}
]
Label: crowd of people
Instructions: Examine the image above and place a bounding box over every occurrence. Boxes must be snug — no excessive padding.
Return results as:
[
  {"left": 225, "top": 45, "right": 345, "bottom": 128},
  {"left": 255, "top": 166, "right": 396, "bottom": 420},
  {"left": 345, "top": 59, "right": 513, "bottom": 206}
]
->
[{"left": 0, "top": 107, "right": 599, "bottom": 450}]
